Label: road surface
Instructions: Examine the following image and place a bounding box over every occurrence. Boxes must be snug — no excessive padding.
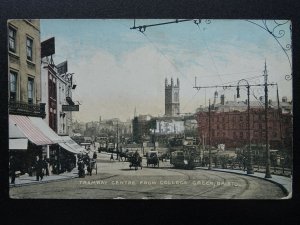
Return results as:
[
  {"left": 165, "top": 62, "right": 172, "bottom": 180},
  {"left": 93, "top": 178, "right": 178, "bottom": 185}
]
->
[{"left": 10, "top": 153, "right": 286, "bottom": 199}]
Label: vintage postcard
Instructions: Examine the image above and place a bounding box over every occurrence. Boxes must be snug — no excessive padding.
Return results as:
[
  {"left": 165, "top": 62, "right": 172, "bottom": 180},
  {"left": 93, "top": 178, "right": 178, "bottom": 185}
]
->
[{"left": 8, "top": 19, "right": 292, "bottom": 199}]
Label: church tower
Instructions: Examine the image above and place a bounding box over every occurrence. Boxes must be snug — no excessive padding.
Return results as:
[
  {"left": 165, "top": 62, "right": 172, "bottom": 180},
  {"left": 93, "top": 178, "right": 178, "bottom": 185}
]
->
[{"left": 165, "top": 77, "right": 180, "bottom": 116}]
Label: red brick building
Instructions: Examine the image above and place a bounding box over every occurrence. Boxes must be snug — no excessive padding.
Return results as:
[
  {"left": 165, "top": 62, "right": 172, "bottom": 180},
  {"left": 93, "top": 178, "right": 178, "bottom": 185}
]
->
[{"left": 196, "top": 108, "right": 292, "bottom": 150}]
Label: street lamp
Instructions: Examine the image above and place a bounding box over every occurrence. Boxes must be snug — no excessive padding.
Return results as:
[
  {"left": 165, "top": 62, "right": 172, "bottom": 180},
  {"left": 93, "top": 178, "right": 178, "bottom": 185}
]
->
[{"left": 237, "top": 79, "right": 254, "bottom": 174}]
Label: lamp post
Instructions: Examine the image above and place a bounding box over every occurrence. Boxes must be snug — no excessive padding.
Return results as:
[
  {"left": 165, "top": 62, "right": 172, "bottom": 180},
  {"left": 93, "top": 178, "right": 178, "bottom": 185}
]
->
[
  {"left": 237, "top": 79, "right": 254, "bottom": 174},
  {"left": 264, "top": 62, "right": 272, "bottom": 178}
]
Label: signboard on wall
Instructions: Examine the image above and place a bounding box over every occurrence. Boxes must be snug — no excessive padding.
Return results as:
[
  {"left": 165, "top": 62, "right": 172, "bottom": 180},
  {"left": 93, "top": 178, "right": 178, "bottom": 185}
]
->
[
  {"left": 62, "top": 105, "right": 79, "bottom": 111},
  {"left": 41, "top": 37, "right": 55, "bottom": 58}
]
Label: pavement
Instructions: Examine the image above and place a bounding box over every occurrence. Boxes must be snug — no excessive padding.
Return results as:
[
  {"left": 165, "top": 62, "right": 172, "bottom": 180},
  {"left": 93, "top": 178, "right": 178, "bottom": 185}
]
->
[
  {"left": 9, "top": 168, "right": 79, "bottom": 188},
  {"left": 9, "top": 151, "right": 293, "bottom": 199},
  {"left": 197, "top": 167, "right": 293, "bottom": 199}
]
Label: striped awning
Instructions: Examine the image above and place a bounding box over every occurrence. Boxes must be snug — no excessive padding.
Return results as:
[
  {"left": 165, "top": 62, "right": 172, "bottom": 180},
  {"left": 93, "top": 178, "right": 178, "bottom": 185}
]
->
[
  {"left": 9, "top": 115, "right": 53, "bottom": 146},
  {"left": 60, "top": 136, "right": 86, "bottom": 154},
  {"left": 29, "top": 116, "right": 64, "bottom": 143},
  {"left": 59, "top": 142, "right": 80, "bottom": 154}
]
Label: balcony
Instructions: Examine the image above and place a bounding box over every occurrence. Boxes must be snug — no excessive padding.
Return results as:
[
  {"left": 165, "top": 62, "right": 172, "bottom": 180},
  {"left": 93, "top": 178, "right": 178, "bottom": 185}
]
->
[{"left": 9, "top": 100, "right": 46, "bottom": 118}]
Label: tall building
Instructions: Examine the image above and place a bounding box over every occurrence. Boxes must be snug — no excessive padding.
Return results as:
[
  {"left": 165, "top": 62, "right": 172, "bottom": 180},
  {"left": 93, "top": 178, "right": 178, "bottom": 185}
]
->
[
  {"left": 165, "top": 78, "right": 180, "bottom": 116},
  {"left": 8, "top": 20, "right": 43, "bottom": 112},
  {"left": 8, "top": 21, "right": 83, "bottom": 177}
]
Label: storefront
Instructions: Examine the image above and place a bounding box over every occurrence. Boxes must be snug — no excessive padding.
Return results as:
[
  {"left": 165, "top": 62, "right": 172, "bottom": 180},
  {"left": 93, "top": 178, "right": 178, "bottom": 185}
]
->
[
  {"left": 9, "top": 115, "right": 53, "bottom": 174},
  {"left": 9, "top": 115, "right": 81, "bottom": 175}
]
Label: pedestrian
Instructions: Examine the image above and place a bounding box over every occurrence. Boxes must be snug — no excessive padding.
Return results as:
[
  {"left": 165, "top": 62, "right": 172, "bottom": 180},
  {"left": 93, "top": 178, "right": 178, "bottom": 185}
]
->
[
  {"left": 35, "top": 156, "right": 44, "bottom": 181},
  {"left": 93, "top": 151, "right": 97, "bottom": 160},
  {"left": 110, "top": 153, "right": 114, "bottom": 161},
  {"left": 43, "top": 156, "right": 49, "bottom": 176},
  {"left": 9, "top": 155, "right": 17, "bottom": 185}
]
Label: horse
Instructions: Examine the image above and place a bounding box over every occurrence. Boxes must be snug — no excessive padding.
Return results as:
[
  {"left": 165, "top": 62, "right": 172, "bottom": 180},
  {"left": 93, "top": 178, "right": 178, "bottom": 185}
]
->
[{"left": 118, "top": 149, "right": 129, "bottom": 161}]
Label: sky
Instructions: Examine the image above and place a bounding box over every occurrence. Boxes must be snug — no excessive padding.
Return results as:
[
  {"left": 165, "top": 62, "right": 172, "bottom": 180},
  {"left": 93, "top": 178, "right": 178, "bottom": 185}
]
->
[{"left": 40, "top": 19, "right": 292, "bottom": 123}]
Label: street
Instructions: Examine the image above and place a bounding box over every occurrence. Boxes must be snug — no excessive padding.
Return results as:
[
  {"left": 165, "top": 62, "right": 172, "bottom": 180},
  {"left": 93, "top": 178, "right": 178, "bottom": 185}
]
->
[{"left": 10, "top": 152, "right": 286, "bottom": 199}]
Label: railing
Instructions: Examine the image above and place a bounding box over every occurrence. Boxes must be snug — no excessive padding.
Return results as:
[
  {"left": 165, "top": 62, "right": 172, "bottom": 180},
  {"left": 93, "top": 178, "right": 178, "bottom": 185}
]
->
[
  {"left": 9, "top": 100, "right": 46, "bottom": 118},
  {"left": 201, "top": 157, "right": 292, "bottom": 177}
]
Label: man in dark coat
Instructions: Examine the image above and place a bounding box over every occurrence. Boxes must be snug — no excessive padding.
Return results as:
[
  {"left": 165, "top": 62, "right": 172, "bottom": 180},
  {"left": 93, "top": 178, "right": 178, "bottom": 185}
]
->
[
  {"left": 93, "top": 151, "right": 97, "bottom": 160},
  {"left": 35, "top": 156, "right": 44, "bottom": 181},
  {"left": 9, "top": 155, "right": 17, "bottom": 184}
]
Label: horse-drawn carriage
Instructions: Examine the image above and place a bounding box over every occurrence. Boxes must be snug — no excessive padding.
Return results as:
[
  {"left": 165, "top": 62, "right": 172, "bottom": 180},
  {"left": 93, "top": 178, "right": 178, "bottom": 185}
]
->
[
  {"left": 128, "top": 153, "right": 142, "bottom": 170},
  {"left": 146, "top": 151, "right": 159, "bottom": 167}
]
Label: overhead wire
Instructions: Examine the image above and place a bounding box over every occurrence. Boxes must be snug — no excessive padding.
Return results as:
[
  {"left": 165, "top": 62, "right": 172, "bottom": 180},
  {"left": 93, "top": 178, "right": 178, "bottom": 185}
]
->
[
  {"left": 140, "top": 31, "right": 194, "bottom": 87},
  {"left": 195, "top": 22, "right": 223, "bottom": 84}
]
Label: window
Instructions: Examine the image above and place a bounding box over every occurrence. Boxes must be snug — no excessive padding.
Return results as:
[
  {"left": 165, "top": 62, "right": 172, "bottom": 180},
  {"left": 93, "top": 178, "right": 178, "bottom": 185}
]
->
[
  {"left": 28, "top": 77, "right": 34, "bottom": 104},
  {"left": 26, "top": 37, "right": 33, "bottom": 61},
  {"left": 9, "top": 27, "right": 16, "bottom": 52},
  {"left": 174, "top": 92, "right": 179, "bottom": 102},
  {"left": 233, "top": 132, "right": 237, "bottom": 138},
  {"left": 59, "top": 84, "right": 61, "bottom": 104},
  {"left": 10, "top": 71, "right": 17, "bottom": 101},
  {"left": 240, "top": 132, "right": 244, "bottom": 139}
]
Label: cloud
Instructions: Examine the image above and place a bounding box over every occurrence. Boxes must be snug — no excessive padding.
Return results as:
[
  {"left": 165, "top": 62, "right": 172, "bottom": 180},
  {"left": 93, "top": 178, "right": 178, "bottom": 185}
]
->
[{"left": 46, "top": 20, "right": 292, "bottom": 122}]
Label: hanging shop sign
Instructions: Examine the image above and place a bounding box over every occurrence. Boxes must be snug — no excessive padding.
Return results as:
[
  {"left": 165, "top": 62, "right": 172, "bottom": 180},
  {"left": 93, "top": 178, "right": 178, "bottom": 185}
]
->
[{"left": 62, "top": 105, "right": 79, "bottom": 111}]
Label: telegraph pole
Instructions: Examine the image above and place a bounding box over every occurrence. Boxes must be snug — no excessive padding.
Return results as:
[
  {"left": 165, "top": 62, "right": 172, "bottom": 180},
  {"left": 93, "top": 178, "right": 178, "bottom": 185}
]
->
[
  {"left": 237, "top": 79, "right": 253, "bottom": 174},
  {"left": 116, "top": 121, "right": 119, "bottom": 160},
  {"left": 208, "top": 99, "right": 212, "bottom": 170},
  {"left": 264, "top": 61, "right": 272, "bottom": 178}
]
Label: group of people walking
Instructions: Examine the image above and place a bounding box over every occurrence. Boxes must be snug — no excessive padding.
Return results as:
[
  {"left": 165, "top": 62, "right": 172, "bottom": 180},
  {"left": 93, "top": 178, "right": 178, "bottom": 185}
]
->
[
  {"left": 35, "top": 155, "right": 49, "bottom": 181},
  {"left": 77, "top": 151, "right": 97, "bottom": 178},
  {"left": 9, "top": 154, "right": 49, "bottom": 184}
]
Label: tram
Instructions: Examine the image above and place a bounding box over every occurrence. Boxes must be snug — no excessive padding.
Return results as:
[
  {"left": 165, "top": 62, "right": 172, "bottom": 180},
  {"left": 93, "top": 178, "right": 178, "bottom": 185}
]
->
[{"left": 170, "top": 145, "right": 201, "bottom": 169}]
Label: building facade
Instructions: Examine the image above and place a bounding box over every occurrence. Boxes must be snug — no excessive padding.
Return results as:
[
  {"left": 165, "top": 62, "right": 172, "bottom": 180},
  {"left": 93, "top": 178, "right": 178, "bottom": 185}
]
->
[
  {"left": 132, "top": 115, "right": 152, "bottom": 143},
  {"left": 154, "top": 118, "right": 184, "bottom": 135},
  {"left": 196, "top": 108, "right": 292, "bottom": 150},
  {"left": 8, "top": 19, "right": 44, "bottom": 116},
  {"left": 41, "top": 63, "right": 58, "bottom": 132},
  {"left": 165, "top": 78, "right": 180, "bottom": 116}
]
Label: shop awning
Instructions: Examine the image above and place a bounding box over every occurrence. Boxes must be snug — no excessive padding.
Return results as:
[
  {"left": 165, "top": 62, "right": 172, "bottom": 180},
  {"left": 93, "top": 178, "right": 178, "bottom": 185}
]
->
[
  {"left": 9, "top": 138, "right": 28, "bottom": 150},
  {"left": 29, "top": 116, "right": 64, "bottom": 143},
  {"left": 9, "top": 115, "right": 53, "bottom": 146},
  {"left": 9, "top": 119, "right": 27, "bottom": 138},
  {"left": 60, "top": 136, "right": 86, "bottom": 154},
  {"left": 59, "top": 142, "right": 80, "bottom": 154}
]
